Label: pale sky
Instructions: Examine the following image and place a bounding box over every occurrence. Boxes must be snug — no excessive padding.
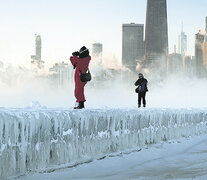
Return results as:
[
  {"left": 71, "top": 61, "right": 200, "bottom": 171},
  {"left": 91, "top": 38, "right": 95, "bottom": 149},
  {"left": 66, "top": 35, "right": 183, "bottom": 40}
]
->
[{"left": 0, "top": 0, "right": 206, "bottom": 67}]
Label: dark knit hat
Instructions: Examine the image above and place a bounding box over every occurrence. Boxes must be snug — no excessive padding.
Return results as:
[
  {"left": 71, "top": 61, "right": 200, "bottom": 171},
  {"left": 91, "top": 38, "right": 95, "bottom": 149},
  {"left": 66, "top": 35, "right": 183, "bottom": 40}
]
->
[
  {"left": 138, "top": 73, "right": 143, "bottom": 77},
  {"left": 79, "top": 46, "right": 89, "bottom": 58}
]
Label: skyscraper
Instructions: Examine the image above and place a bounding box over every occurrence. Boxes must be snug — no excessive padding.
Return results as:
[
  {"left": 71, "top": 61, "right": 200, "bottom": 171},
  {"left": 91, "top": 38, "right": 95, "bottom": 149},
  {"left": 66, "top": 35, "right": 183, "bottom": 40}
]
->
[
  {"left": 202, "top": 17, "right": 207, "bottom": 68},
  {"left": 92, "top": 42, "right": 103, "bottom": 65},
  {"left": 183, "top": 56, "right": 194, "bottom": 76},
  {"left": 202, "top": 42, "right": 207, "bottom": 66},
  {"left": 167, "top": 53, "right": 183, "bottom": 74},
  {"left": 144, "top": 0, "right": 168, "bottom": 66},
  {"left": 205, "top": 16, "right": 207, "bottom": 41},
  {"left": 178, "top": 24, "right": 187, "bottom": 56},
  {"left": 31, "top": 34, "right": 44, "bottom": 69},
  {"left": 92, "top": 43, "right": 103, "bottom": 57},
  {"left": 122, "top": 23, "right": 144, "bottom": 71},
  {"left": 35, "top": 35, "right": 41, "bottom": 61},
  {"left": 195, "top": 31, "right": 205, "bottom": 77}
]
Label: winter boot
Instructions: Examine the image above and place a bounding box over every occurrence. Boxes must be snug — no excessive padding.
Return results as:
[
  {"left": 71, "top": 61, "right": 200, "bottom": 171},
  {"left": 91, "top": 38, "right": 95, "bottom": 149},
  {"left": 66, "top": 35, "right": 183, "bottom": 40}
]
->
[
  {"left": 79, "top": 101, "right": 85, "bottom": 109},
  {"left": 143, "top": 104, "right": 146, "bottom": 108},
  {"left": 74, "top": 102, "right": 84, "bottom": 109},
  {"left": 138, "top": 104, "right": 141, "bottom": 108}
]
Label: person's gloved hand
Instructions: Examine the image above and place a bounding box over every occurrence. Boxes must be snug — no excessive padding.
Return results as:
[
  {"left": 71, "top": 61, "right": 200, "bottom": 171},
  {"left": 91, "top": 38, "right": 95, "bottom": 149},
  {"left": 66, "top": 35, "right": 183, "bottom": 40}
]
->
[{"left": 72, "top": 51, "right": 79, "bottom": 56}]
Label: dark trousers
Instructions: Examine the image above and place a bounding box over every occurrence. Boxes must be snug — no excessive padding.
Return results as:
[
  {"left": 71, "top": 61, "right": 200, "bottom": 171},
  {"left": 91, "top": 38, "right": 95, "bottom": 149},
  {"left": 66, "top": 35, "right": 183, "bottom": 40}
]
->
[{"left": 138, "top": 92, "right": 146, "bottom": 105}]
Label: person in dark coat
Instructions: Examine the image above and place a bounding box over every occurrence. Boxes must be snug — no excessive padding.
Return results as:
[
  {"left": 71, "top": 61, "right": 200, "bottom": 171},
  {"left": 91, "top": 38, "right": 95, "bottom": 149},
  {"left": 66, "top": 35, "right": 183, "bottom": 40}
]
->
[
  {"left": 70, "top": 46, "right": 91, "bottom": 109},
  {"left": 135, "top": 73, "right": 148, "bottom": 108}
]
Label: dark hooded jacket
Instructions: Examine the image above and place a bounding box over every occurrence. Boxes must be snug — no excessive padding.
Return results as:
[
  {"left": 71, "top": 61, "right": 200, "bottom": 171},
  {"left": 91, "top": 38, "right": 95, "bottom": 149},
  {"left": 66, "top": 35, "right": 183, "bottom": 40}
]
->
[{"left": 135, "top": 78, "right": 148, "bottom": 93}]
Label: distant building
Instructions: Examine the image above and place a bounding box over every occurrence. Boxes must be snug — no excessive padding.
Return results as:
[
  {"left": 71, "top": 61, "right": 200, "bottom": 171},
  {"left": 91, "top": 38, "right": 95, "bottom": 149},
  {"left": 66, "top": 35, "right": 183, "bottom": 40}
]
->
[
  {"left": 167, "top": 53, "right": 183, "bottom": 75},
  {"left": 183, "top": 56, "right": 194, "bottom": 75},
  {"left": 92, "top": 42, "right": 103, "bottom": 65},
  {"left": 192, "top": 55, "right": 196, "bottom": 73},
  {"left": 195, "top": 31, "right": 205, "bottom": 77},
  {"left": 202, "top": 42, "right": 207, "bottom": 67},
  {"left": 35, "top": 35, "right": 41, "bottom": 61},
  {"left": 31, "top": 35, "right": 44, "bottom": 69},
  {"left": 205, "top": 16, "right": 207, "bottom": 41},
  {"left": 49, "top": 62, "right": 73, "bottom": 87},
  {"left": 144, "top": 0, "right": 168, "bottom": 68},
  {"left": 122, "top": 23, "right": 144, "bottom": 71},
  {"left": 92, "top": 43, "right": 103, "bottom": 57},
  {"left": 203, "top": 17, "right": 207, "bottom": 68},
  {"left": 178, "top": 24, "right": 187, "bottom": 56}
]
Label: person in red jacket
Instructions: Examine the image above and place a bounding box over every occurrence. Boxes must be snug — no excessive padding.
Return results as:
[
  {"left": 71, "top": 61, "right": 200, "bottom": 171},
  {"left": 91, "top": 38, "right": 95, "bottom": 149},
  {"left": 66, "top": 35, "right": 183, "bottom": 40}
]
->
[{"left": 70, "top": 46, "right": 91, "bottom": 109}]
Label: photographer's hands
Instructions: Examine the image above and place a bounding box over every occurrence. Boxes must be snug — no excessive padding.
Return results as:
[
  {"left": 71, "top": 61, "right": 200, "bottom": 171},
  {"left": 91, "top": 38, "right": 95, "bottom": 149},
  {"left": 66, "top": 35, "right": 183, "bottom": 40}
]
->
[
  {"left": 72, "top": 51, "right": 79, "bottom": 56},
  {"left": 70, "top": 52, "right": 79, "bottom": 69}
]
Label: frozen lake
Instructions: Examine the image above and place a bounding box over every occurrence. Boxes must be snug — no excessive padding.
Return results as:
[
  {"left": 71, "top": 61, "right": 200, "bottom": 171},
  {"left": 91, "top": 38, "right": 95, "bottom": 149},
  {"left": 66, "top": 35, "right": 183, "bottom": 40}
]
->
[{"left": 14, "top": 134, "right": 207, "bottom": 180}]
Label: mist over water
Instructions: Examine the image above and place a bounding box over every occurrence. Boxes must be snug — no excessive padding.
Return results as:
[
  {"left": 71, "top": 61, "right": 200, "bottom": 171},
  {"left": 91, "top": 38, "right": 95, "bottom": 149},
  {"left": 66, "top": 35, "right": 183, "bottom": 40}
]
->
[
  {"left": 149, "top": 76, "right": 207, "bottom": 108},
  {"left": 88, "top": 75, "right": 207, "bottom": 109},
  {"left": 0, "top": 59, "right": 207, "bottom": 109}
]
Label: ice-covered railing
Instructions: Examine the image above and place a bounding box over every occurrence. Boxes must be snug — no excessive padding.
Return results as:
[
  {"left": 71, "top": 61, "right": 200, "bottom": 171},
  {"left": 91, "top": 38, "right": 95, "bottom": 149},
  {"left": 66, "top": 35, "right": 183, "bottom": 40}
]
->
[{"left": 0, "top": 108, "right": 207, "bottom": 178}]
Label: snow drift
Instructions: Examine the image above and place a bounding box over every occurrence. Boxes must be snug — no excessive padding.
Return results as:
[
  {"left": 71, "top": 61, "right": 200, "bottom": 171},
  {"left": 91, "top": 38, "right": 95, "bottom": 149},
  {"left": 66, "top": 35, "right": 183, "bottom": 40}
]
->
[{"left": 0, "top": 108, "right": 207, "bottom": 178}]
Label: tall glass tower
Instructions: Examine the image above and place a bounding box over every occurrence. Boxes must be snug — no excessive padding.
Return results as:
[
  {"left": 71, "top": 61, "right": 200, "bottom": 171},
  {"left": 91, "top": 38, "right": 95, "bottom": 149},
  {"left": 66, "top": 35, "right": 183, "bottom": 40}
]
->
[
  {"left": 144, "top": 0, "right": 168, "bottom": 66},
  {"left": 178, "top": 24, "right": 187, "bottom": 56},
  {"left": 122, "top": 23, "right": 144, "bottom": 71}
]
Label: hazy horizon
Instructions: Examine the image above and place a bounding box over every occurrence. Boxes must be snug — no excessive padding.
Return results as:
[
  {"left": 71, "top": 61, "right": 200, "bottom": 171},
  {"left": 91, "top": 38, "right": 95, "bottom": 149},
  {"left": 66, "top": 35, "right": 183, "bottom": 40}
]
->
[{"left": 0, "top": 0, "right": 206, "bottom": 68}]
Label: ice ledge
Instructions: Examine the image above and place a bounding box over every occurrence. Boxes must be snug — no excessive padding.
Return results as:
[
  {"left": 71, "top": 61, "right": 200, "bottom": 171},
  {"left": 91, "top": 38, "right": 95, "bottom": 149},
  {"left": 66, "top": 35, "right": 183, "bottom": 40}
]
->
[{"left": 0, "top": 108, "right": 207, "bottom": 178}]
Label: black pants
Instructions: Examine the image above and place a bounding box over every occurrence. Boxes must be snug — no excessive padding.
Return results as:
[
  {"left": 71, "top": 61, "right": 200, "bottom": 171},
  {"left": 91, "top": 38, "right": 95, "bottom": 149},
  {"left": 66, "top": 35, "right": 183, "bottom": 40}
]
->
[{"left": 138, "top": 92, "right": 146, "bottom": 105}]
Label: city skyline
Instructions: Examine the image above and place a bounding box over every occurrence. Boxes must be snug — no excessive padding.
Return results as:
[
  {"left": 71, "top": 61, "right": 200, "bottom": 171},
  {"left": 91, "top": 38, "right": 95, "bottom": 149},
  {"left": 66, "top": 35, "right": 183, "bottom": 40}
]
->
[{"left": 0, "top": 0, "right": 206, "bottom": 67}]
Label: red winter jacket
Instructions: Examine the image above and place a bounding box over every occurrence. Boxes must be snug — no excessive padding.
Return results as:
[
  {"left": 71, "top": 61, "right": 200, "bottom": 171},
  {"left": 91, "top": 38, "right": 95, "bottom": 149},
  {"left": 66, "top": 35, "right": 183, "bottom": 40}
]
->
[{"left": 70, "top": 56, "right": 91, "bottom": 82}]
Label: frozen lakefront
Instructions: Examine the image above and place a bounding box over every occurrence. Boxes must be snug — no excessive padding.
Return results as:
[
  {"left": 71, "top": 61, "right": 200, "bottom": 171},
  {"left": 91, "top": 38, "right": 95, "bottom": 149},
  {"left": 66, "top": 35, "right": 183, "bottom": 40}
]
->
[
  {"left": 15, "top": 134, "right": 207, "bottom": 180},
  {"left": 0, "top": 108, "right": 207, "bottom": 179}
]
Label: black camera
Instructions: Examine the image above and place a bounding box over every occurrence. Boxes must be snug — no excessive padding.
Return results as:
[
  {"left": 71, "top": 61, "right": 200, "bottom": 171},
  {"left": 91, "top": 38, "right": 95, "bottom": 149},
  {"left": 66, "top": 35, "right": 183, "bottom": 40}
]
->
[{"left": 72, "top": 51, "right": 79, "bottom": 56}]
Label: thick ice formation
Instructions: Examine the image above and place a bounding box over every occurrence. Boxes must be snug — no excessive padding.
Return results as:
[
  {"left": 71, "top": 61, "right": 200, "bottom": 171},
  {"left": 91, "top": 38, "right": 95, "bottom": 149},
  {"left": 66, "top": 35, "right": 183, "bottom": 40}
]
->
[{"left": 0, "top": 108, "right": 207, "bottom": 178}]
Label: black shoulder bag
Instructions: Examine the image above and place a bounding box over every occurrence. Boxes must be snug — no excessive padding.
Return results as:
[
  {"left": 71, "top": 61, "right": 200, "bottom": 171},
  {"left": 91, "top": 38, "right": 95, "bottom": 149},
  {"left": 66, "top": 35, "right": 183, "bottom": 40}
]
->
[
  {"left": 135, "top": 85, "right": 141, "bottom": 93},
  {"left": 79, "top": 69, "right": 92, "bottom": 82}
]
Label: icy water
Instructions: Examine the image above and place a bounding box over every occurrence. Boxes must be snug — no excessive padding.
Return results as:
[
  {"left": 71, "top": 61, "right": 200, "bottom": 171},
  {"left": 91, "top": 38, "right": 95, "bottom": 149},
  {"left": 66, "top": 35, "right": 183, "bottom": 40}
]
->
[{"left": 13, "top": 134, "right": 207, "bottom": 180}]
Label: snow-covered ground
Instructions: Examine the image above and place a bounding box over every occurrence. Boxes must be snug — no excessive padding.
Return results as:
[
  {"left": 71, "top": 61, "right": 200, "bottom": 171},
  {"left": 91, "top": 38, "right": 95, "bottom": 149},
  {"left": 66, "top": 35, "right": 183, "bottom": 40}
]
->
[{"left": 12, "top": 134, "right": 207, "bottom": 180}]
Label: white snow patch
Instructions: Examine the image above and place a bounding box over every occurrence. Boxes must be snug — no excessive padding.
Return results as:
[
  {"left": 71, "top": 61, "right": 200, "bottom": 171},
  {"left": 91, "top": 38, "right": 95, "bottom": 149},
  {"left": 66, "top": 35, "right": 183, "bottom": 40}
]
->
[
  {"left": 35, "top": 143, "right": 40, "bottom": 151},
  {"left": 63, "top": 129, "right": 72, "bottom": 136}
]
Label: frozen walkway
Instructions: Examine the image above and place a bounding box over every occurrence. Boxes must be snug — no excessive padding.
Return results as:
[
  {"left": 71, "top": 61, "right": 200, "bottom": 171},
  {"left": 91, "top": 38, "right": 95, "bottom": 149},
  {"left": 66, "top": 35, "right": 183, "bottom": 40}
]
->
[
  {"left": 15, "top": 134, "right": 207, "bottom": 180},
  {"left": 1, "top": 108, "right": 207, "bottom": 178}
]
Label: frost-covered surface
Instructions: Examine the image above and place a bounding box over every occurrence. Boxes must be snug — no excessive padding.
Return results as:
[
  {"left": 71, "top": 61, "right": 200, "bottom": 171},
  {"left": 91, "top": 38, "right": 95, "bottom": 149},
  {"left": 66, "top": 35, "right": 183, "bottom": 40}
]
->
[
  {"left": 16, "top": 134, "right": 207, "bottom": 180},
  {"left": 0, "top": 108, "right": 207, "bottom": 178}
]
